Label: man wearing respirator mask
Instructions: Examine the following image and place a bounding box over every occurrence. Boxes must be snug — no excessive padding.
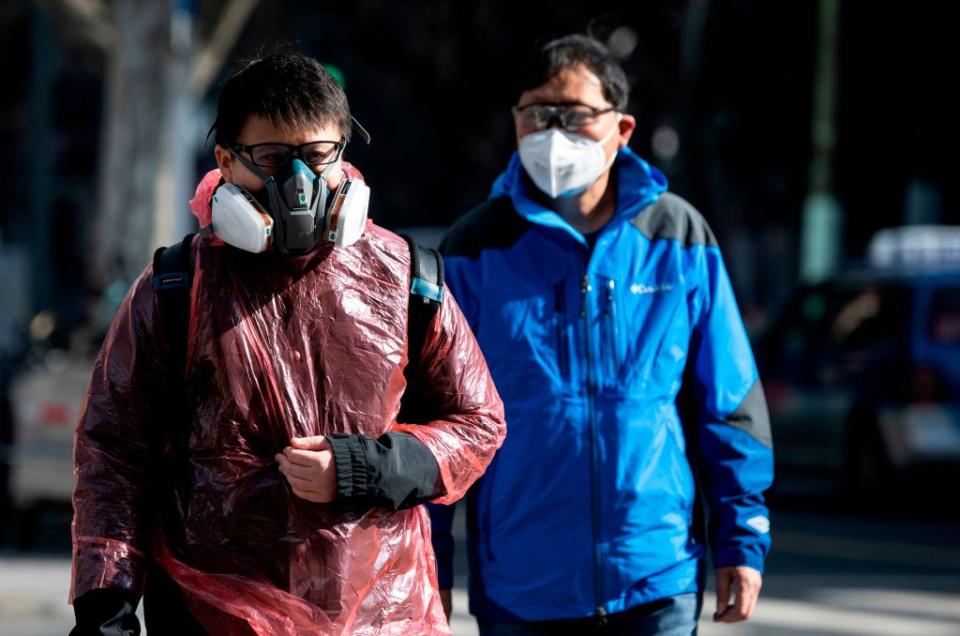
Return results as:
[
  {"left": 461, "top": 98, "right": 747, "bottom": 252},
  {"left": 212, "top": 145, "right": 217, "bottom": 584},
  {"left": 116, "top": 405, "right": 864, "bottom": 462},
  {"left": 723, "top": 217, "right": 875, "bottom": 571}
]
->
[
  {"left": 70, "top": 52, "right": 505, "bottom": 635},
  {"left": 430, "top": 35, "right": 773, "bottom": 634},
  {"left": 207, "top": 93, "right": 371, "bottom": 254}
]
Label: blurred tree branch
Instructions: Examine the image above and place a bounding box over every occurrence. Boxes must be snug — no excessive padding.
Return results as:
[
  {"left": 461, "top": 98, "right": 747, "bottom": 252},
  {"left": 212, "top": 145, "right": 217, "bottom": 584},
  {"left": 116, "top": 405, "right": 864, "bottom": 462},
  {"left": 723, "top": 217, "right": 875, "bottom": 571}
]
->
[
  {"left": 35, "top": 0, "right": 260, "bottom": 291},
  {"left": 193, "top": 0, "right": 258, "bottom": 96},
  {"left": 35, "top": 0, "right": 115, "bottom": 53}
]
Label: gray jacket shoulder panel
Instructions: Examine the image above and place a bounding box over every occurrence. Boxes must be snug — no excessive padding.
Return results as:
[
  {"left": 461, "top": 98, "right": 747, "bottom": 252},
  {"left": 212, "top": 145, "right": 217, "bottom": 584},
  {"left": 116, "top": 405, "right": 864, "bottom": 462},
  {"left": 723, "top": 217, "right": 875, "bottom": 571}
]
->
[
  {"left": 630, "top": 192, "right": 718, "bottom": 248},
  {"left": 724, "top": 380, "right": 773, "bottom": 448}
]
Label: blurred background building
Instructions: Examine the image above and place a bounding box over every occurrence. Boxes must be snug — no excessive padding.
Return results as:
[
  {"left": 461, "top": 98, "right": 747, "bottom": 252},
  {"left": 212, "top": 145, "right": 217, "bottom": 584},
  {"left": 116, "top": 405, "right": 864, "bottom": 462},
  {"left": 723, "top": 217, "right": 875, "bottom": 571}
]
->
[{"left": 1, "top": 1, "right": 958, "bottom": 634}]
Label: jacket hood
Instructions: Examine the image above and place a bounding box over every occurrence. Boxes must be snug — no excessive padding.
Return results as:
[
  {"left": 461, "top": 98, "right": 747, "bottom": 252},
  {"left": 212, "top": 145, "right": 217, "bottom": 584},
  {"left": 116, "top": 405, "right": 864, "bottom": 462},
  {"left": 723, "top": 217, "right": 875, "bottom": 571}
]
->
[{"left": 489, "top": 146, "right": 667, "bottom": 243}]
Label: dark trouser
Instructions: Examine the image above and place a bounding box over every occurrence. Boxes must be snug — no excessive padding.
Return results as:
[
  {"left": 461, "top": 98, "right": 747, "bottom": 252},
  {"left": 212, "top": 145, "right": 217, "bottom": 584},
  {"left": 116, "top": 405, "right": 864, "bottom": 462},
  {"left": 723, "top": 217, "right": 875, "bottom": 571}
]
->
[{"left": 477, "top": 593, "right": 702, "bottom": 636}]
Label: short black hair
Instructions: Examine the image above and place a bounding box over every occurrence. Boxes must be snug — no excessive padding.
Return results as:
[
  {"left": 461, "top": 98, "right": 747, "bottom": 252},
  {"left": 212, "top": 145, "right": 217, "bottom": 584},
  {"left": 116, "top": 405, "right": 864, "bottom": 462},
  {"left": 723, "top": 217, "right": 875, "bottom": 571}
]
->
[
  {"left": 518, "top": 35, "right": 629, "bottom": 111},
  {"left": 210, "top": 52, "right": 352, "bottom": 146}
]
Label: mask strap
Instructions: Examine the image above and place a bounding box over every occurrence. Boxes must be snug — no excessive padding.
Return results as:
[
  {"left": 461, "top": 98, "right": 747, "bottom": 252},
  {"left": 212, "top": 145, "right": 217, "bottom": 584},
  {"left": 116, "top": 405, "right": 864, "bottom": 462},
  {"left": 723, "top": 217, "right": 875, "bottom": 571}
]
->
[
  {"left": 351, "top": 117, "right": 371, "bottom": 145},
  {"left": 598, "top": 114, "right": 623, "bottom": 173},
  {"left": 230, "top": 150, "right": 274, "bottom": 185},
  {"left": 319, "top": 158, "right": 340, "bottom": 180}
]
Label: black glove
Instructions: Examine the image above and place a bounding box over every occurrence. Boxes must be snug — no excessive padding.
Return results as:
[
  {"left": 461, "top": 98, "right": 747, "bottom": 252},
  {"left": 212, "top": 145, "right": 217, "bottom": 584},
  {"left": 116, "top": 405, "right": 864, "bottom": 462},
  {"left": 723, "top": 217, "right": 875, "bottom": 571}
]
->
[{"left": 70, "top": 588, "right": 141, "bottom": 636}]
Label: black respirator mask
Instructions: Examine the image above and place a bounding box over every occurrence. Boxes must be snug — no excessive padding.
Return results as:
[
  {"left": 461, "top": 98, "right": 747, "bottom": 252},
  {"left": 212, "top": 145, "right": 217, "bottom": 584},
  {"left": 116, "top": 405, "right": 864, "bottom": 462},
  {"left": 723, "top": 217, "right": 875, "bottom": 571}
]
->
[{"left": 231, "top": 152, "right": 335, "bottom": 256}]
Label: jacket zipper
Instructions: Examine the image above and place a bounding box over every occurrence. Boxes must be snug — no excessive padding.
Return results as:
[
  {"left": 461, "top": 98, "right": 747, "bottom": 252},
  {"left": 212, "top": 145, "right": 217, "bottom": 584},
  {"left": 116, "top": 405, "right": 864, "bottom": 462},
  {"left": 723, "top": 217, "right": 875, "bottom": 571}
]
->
[{"left": 581, "top": 271, "right": 605, "bottom": 617}]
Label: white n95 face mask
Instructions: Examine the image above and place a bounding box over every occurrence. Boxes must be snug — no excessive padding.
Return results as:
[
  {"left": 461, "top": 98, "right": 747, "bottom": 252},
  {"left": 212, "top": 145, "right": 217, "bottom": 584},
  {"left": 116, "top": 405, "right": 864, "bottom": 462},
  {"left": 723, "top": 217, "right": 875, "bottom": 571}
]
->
[{"left": 518, "top": 116, "right": 621, "bottom": 199}]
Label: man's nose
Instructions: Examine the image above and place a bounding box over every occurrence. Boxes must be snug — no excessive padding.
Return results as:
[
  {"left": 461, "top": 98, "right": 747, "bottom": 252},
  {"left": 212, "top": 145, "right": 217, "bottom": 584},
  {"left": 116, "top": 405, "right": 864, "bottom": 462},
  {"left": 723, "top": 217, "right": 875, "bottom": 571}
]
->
[{"left": 545, "top": 112, "right": 564, "bottom": 130}]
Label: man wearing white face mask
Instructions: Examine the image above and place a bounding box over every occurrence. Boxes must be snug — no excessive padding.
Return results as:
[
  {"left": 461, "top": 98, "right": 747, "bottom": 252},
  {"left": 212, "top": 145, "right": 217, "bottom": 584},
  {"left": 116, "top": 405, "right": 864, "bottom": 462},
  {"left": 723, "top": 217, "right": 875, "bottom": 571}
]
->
[{"left": 430, "top": 35, "right": 773, "bottom": 635}]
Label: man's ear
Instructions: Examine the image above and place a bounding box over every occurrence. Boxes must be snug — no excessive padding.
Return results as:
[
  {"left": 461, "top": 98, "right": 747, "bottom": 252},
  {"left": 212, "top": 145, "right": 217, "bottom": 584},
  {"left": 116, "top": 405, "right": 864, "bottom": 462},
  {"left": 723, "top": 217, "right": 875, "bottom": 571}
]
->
[
  {"left": 617, "top": 114, "right": 637, "bottom": 148},
  {"left": 214, "top": 144, "right": 234, "bottom": 182}
]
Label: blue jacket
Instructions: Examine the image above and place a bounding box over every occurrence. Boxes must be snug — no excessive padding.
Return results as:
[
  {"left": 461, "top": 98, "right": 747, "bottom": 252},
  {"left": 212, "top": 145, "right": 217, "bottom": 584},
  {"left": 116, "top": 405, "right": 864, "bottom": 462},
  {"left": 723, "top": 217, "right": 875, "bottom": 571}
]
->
[{"left": 429, "top": 148, "right": 773, "bottom": 621}]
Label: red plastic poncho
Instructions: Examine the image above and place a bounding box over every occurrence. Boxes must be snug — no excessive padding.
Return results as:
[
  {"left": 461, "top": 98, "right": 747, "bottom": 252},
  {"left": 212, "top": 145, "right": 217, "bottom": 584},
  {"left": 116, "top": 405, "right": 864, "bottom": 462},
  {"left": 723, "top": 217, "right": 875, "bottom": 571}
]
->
[{"left": 71, "top": 168, "right": 506, "bottom": 635}]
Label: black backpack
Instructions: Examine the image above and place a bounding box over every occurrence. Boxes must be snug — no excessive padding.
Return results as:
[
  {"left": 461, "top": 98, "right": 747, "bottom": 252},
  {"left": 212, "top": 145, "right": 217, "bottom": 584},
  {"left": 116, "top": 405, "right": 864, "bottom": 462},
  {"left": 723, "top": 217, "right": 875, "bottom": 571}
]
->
[{"left": 152, "top": 234, "right": 445, "bottom": 422}]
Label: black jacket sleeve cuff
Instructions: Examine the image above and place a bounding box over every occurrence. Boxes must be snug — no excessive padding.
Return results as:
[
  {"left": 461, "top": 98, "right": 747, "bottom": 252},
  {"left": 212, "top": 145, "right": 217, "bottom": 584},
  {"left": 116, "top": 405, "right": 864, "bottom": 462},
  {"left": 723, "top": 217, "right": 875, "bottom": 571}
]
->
[
  {"left": 326, "top": 432, "right": 441, "bottom": 510},
  {"left": 327, "top": 434, "right": 372, "bottom": 499}
]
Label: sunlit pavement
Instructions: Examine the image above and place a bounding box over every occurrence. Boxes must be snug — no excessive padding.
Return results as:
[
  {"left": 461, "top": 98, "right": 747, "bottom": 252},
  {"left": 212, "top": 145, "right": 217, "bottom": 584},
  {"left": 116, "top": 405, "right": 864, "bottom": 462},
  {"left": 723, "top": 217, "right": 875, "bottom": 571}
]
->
[
  {"left": 1, "top": 563, "right": 958, "bottom": 636},
  {"left": 448, "top": 581, "right": 960, "bottom": 636},
  {"left": 699, "top": 584, "right": 960, "bottom": 635},
  {"left": 0, "top": 554, "right": 74, "bottom": 636},
  {"left": 2, "top": 563, "right": 958, "bottom": 635},
  {"left": 2, "top": 503, "right": 958, "bottom": 635},
  {"left": 0, "top": 553, "right": 476, "bottom": 635}
]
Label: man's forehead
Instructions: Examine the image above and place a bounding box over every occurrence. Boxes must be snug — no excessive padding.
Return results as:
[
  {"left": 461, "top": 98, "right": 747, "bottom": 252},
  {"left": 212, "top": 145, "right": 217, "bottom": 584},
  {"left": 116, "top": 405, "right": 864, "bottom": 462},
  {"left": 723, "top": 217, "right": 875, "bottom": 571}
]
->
[
  {"left": 518, "top": 64, "right": 607, "bottom": 106},
  {"left": 237, "top": 113, "right": 342, "bottom": 144}
]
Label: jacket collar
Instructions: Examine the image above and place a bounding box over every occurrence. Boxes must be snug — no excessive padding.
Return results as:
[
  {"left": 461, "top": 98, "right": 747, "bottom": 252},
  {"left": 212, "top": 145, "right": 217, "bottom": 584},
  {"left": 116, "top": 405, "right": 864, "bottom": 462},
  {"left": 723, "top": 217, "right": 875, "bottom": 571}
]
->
[{"left": 489, "top": 146, "right": 668, "bottom": 245}]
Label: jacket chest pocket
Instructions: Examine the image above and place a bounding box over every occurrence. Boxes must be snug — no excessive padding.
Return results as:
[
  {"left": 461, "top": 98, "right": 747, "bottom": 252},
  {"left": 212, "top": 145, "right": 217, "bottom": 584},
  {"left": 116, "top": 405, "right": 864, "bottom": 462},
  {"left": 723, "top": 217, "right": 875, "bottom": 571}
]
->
[{"left": 604, "top": 282, "right": 690, "bottom": 391}]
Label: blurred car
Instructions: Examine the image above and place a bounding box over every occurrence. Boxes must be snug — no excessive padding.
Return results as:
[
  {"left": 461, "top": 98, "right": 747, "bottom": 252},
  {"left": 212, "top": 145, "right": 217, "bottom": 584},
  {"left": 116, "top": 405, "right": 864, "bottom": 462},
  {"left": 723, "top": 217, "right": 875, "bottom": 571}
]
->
[
  {"left": 758, "top": 227, "right": 960, "bottom": 495},
  {"left": 8, "top": 349, "right": 92, "bottom": 527}
]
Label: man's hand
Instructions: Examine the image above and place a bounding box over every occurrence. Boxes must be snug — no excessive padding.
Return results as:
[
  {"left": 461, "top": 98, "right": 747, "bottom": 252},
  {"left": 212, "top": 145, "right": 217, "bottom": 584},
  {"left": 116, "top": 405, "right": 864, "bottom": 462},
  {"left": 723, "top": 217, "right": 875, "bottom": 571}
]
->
[
  {"left": 275, "top": 436, "right": 337, "bottom": 503},
  {"left": 714, "top": 566, "right": 762, "bottom": 623},
  {"left": 439, "top": 588, "right": 452, "bottom": 621}
]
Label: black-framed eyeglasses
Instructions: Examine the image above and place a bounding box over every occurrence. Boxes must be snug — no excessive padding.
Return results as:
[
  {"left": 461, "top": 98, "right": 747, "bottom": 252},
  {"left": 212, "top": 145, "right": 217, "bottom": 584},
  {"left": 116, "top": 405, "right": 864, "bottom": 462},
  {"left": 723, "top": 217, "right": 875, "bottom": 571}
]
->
[
  {"left": 231, "top": 140, "right": 346, "bottom": 168},
  {"left": 512, "top": 102, "right": 617, "bottom": 132}
]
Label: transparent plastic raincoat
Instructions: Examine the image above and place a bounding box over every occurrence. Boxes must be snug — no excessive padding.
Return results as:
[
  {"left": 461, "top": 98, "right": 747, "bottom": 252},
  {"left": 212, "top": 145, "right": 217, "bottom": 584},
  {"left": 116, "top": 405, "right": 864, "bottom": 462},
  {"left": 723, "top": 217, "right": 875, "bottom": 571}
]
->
[{"left": 70, "top": 168, "right": 506, "bottom": 635}]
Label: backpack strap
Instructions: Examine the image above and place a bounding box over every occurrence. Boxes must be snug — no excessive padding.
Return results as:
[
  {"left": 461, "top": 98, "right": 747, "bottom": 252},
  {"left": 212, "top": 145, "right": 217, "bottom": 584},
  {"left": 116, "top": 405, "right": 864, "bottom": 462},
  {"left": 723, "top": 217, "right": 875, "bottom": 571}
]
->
[
  {"left": 153, "top": 233, "right": 196, "bottom": 383},
  {"left": 150, "top": 232, "right": 195, "bottom": 550},
  {"left": 398, "top": 234, "right": 444, "bottom": 422}
]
